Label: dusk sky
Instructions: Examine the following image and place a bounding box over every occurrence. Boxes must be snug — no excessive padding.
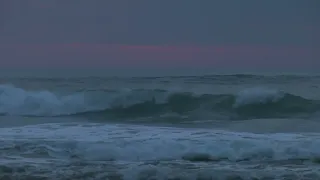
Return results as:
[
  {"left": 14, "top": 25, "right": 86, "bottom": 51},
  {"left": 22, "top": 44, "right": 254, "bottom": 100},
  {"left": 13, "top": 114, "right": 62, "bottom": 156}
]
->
[{"left": 0, "top": 0, "right": 319, "bottom": 71}]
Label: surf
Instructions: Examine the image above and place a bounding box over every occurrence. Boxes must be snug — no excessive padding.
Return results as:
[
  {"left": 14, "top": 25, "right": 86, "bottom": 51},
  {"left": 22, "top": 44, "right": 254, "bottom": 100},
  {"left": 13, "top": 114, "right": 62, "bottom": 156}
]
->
[{"left": 0, "top": 84, "right": 319, "bottom": 120}]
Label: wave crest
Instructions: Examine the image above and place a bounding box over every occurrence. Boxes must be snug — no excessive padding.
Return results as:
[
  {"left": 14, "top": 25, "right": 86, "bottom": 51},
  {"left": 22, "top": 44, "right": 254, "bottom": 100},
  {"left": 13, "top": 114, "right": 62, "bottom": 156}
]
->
[{"left": 0, "top": 84, "right": 318, "bottom": 119}]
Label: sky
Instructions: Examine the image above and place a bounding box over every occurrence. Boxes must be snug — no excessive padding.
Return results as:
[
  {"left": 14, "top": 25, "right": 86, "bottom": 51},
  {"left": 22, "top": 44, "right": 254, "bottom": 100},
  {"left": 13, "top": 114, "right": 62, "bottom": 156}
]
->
[{"left": 0, "top": 0, "right": 319, "bottom": 73}]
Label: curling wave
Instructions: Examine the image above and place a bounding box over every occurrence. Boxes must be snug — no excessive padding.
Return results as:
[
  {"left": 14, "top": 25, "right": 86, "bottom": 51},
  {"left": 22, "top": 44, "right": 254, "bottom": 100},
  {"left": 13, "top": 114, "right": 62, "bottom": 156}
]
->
[{"left": 0, "top": 84, "right": 319, "bottom": 119}]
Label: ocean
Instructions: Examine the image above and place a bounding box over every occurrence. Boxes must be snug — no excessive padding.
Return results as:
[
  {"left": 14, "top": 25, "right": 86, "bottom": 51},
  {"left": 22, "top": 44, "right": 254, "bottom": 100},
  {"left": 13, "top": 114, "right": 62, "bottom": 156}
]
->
[{"left": 1, "top": 73, "right": 320, "bottom": 180}]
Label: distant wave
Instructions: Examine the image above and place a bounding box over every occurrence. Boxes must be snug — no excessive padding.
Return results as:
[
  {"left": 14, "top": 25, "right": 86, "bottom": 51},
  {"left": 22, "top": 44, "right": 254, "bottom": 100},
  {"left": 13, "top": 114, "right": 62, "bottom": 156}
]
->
[{"left": 0, "top": 84, "right": 319, "bottom": 120}]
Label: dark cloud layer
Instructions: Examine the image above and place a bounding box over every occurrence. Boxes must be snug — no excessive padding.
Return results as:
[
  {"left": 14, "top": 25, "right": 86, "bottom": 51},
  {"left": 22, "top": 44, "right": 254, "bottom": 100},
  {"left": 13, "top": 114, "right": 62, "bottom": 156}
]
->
[{"left": 1, "top": 0, "right": 319, "bottom": 46}]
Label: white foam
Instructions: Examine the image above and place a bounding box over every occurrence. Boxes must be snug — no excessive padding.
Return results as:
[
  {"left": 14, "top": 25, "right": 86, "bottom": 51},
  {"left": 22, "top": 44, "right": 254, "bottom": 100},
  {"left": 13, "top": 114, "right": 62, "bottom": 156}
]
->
[
  {"left": 0, "top": 84, "right": 168, "bottom": 116},
  {"left": 233, "top": 87, "right": 285, "bottom": 107},
  {"left": 1, "top": 123, "right": 319, "bottom": 162}
]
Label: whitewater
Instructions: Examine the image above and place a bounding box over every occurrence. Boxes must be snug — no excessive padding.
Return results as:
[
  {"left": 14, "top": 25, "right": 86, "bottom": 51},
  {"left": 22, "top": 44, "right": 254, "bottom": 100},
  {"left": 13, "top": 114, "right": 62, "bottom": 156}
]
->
[{"left": 1, "top": 74, "right": 320, "bottom": 180}]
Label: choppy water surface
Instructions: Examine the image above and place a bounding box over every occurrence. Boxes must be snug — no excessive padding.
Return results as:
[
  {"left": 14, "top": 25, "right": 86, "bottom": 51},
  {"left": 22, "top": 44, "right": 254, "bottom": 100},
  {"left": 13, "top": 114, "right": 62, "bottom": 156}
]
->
[{"left": 1, "top": 74, "right": 320, "bottom": 180}]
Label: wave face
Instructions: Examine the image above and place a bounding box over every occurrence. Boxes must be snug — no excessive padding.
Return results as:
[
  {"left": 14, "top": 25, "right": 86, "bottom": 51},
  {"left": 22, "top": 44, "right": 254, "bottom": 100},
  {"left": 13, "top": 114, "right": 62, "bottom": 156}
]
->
[{"left": 0, "top": 84, "right": 319, "bottom": 120}]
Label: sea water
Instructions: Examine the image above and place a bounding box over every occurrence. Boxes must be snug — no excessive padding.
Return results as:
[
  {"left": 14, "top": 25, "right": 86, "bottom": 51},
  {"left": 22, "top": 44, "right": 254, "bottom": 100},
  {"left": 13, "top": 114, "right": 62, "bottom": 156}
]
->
[{"left": 1, "top": 74, "right": 320, "bottom": 180}]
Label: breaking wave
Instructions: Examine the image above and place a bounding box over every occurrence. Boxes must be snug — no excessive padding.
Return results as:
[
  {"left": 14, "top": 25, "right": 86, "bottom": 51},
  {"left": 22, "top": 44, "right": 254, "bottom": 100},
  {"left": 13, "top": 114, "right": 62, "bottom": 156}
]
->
[
  {"left": 1, "top": 123, "right": 320, "bottom": 179},
  {"left": 0, "top": 84, "right": 319, "bottom": 119}
]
